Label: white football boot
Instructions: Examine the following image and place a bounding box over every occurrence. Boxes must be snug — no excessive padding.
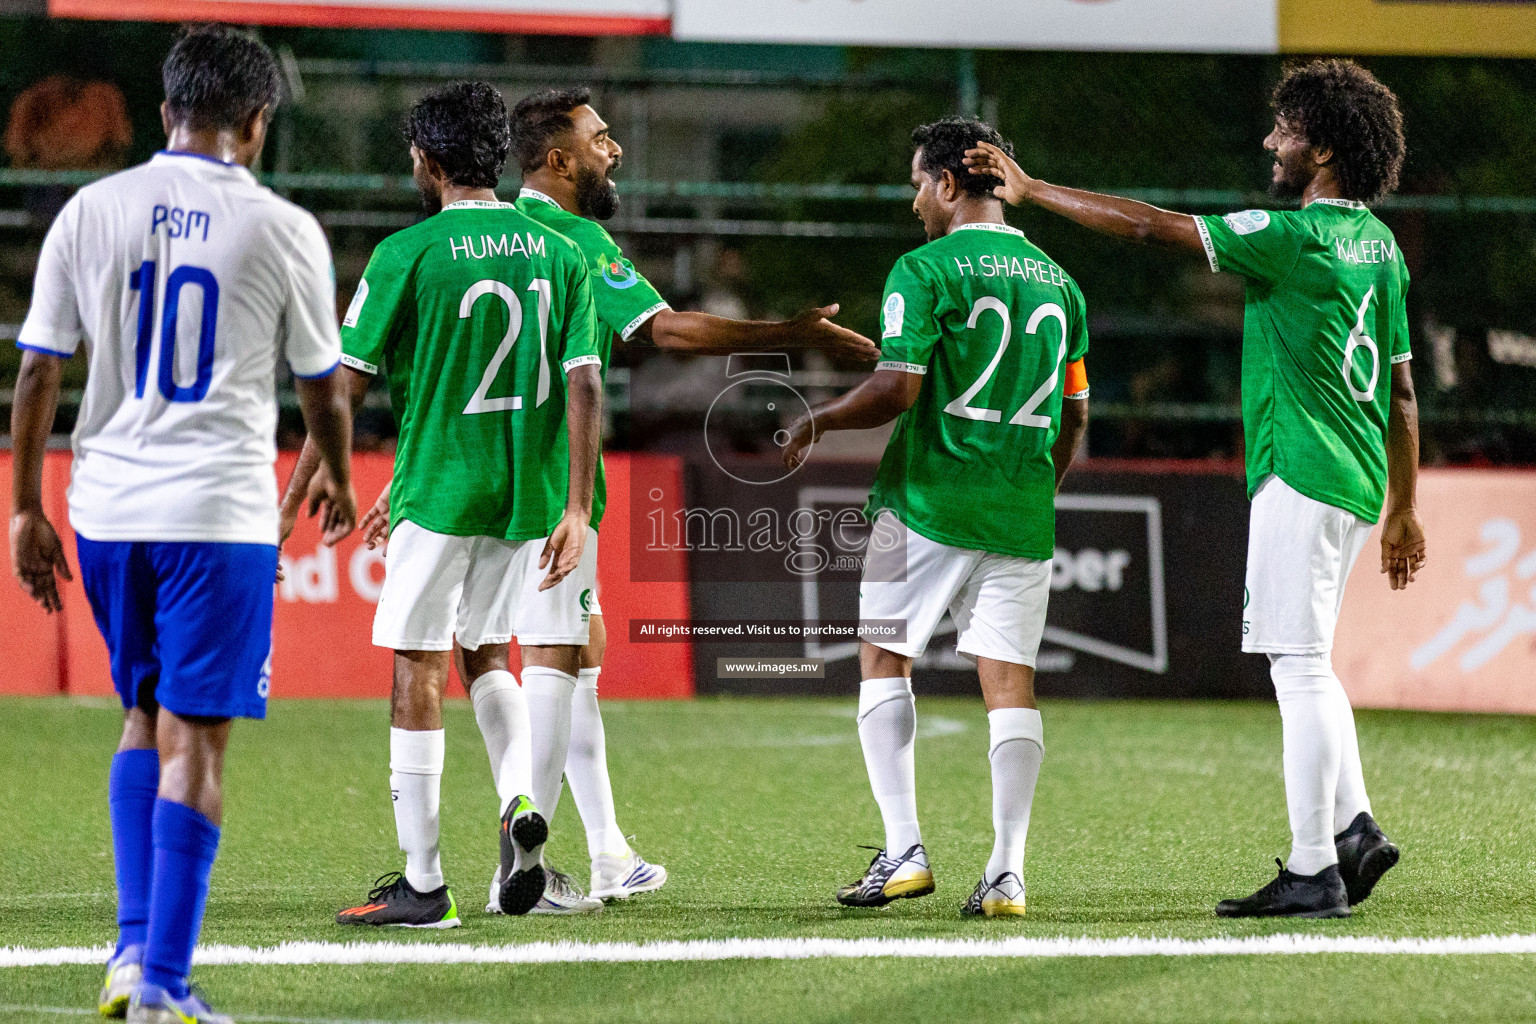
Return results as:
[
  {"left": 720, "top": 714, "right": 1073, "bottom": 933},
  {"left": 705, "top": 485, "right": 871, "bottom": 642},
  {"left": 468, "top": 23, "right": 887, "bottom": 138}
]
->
[{"left": 590, "top": 843, "right": 668, "bottom": 901}]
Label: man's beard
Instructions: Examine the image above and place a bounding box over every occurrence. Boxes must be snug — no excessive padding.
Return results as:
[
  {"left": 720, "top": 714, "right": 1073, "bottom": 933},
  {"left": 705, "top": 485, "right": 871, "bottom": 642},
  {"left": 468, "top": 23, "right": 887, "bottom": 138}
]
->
[
  {"left": 575, "top": 164, "right": 620, "bottom": 221},
  {"left": 1268, "top": 157, "right": 1306, "bottom": 200},
  {"left": 416, "top": 172, "right": 443, "bottom": 216}
]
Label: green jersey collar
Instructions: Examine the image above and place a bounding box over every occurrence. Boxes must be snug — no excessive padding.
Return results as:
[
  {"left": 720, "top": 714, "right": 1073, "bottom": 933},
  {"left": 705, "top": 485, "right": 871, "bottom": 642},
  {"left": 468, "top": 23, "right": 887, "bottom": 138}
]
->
[
  {"left": 952, "top": 221, "right": 1025, "bottom": 238},
  {"left": 442, "top": 199, "right": 514, "bottom": 211},
  {"left": 519, "top": 187, "right": 565, "bottom": 211},
  {"left": 1308, "top": 197, "right": 1367, "bottom": 210}
]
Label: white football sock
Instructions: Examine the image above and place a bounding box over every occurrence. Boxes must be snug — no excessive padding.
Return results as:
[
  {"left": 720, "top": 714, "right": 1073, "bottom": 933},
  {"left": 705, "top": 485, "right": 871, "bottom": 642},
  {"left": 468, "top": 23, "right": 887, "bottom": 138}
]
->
[
  {"left": 567, "top": 668, "right": 628, "bottom": 858},
  {"left": 1332, "top": 673, "right": 1373, "bottom": 834},
  {"left": 1270, "top": 654, "right": 1342, "bottom": 876},
  {"left": 469, "top": 670, "right": 532, "bottom": 817},
  {"left": 985, "top": 707, "right": 1044, "bottom": 883},
  {"left": 389, "top": 727, "right": 445, "bottom": 893},
  {"left": 524, "top": 666, "right": 577, "bottom": 824},
  {"left": 857, "top": 677, "right": 921, "bottom": 855}
]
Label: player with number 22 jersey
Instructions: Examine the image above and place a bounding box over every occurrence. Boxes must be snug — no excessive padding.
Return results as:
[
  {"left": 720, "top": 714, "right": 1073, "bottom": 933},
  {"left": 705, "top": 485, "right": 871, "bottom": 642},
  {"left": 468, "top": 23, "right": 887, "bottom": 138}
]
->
[
  {"left": 784, "top": 117, "right": 1090, "bottom": 920},
  {"left": 870, "top": 220, "right": 1088, "bottom": 560}
]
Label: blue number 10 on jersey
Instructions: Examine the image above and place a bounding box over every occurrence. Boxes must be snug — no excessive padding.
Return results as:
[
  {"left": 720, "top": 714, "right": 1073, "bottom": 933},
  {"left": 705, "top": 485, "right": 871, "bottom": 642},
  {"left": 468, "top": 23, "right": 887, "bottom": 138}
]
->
[{"left": 129, "top": 261, "right": 220, "bottom": 403}]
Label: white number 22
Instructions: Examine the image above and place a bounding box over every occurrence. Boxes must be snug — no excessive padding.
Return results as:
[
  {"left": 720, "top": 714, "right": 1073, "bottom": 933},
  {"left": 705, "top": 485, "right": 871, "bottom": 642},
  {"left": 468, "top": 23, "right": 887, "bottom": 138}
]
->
[
  {"left": 943, "top": 298, "right": 1068, "bottom": 428},
  {"left": 461, "top": 278, "right": 553, "bottom": 415}
]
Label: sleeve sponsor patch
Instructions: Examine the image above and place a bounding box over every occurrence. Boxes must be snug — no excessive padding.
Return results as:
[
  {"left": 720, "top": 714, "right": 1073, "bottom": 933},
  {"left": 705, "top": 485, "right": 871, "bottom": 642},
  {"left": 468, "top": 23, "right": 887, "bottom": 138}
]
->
[
  {"left": 1222, "top": 210, "right": 1271, "bottom": 236},
  {"left": 342, "top": 278, "right": 369, "bottom": 328},
  {"left": 882, "top": 292, "right": 905, "bottom": 339}
]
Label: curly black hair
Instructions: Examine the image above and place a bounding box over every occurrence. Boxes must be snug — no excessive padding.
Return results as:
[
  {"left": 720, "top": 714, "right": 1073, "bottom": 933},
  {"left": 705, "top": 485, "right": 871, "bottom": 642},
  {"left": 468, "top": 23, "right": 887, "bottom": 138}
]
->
[
  {"left": 403, "top": 82, "right": 510, "bottom": 190},
  {"left": 1272, "top": 59, "right": 1405, "bottom": 205},
  {"left": 163, "top": 25, "right": 281, "bottom": 131},
  {"left": 510, "top": 87, "right": 593, "bottom": 175},
  {"left": 911, "top": 116, "right": 1015, "bottom": 199}
]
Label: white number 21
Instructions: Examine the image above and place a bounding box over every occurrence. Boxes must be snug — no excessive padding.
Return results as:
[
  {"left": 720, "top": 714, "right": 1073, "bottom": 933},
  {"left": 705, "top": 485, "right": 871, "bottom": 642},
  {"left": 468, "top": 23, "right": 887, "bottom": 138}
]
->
[
  {"left": 943, "top": 298, "right": 1068, "bottom": 429},
  {"left": 461, "top": 278, "right": 552, "bottom": 415}
]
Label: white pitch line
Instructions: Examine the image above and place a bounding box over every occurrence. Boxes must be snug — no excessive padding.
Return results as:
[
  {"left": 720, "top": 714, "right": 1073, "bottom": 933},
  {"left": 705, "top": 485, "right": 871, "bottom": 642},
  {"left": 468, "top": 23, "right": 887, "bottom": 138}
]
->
[{"left": 8, "top": 934, "right": 1536, "bottom": 968}]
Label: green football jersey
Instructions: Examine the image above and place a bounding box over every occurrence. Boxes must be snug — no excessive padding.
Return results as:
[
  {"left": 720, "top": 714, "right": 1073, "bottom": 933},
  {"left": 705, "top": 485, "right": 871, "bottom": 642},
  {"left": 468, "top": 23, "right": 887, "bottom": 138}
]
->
[
  {"left": 515, "top": 187, "right": 671, "bottom": 529},
  {"left": 868, "top": 222, "right": 1090, "bottom": 560},
  {"left": 340, "top": 199, "right": 599, "bottom": 541},
  {"left": 1195, "top": 199, "right": 1411, "bottom": 523}
]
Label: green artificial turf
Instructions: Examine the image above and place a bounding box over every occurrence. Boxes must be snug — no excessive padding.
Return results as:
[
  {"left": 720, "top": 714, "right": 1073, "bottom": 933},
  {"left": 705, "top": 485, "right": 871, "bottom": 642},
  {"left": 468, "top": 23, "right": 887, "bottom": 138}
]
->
[{"left": 3, "top": 694, "right": 1536, "bottom": 1022}]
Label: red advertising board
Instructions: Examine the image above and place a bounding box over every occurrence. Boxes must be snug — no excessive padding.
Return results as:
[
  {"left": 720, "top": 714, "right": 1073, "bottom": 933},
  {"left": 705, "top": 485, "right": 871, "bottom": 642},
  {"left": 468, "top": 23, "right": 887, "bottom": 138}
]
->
[
  {"left": 1335, "top": 469, "right": 1536, "bottom": 715},
  {"left": 0, "top": 450, "right": 693, "bottom": 701}
]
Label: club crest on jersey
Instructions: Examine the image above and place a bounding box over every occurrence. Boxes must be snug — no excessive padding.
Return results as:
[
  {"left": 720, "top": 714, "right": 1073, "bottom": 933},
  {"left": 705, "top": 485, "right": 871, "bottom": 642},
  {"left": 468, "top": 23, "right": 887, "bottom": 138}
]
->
[
  {"left": 882, "top": 292, "right": 905, "bottom": 338},
  {"left": 600, "top": 255, "right": 639, "bottom": 289},
  {"left": 579, "top": 588, "right": 594, "bottom": 613},
  {"left": 1222, "top": 210, "right": 1271, "bottom": 236}
]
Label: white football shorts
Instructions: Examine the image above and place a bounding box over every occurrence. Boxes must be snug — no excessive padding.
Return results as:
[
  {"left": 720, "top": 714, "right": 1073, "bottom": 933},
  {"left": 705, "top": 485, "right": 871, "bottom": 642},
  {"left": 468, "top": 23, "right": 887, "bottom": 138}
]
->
[
  {"left": 858, "top": 514, "right": 1052, "bottom": 667},
  {"left": 515, "top": 526, "right": 602, "bottom": 642},
  {"left": 1242, "top": 474, "right": 1374, "bottom": 656},
  {"left": 373, "top": 520, "right": 595, "bottom": 651}
]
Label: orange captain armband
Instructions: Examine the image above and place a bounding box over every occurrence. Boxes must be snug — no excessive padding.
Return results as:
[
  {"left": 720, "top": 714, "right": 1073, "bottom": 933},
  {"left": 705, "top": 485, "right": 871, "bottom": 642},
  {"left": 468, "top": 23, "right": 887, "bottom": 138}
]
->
[{"left": 1063, "top": 358, "right": 1089, "bottom": 399}]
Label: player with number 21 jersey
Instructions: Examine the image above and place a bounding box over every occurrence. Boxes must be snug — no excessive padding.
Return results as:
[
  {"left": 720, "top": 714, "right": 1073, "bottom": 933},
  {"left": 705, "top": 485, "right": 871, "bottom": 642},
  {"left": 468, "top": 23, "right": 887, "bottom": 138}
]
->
[{"left": 340, "top": 200, "right": 597, "bottom": 544}]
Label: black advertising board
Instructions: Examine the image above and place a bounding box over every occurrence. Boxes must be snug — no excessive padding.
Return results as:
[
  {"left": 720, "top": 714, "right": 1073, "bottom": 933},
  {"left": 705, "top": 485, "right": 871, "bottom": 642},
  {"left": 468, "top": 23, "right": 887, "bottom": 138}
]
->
[{"left": 652, "top": 457, "right": 1269, "bottom": 701}]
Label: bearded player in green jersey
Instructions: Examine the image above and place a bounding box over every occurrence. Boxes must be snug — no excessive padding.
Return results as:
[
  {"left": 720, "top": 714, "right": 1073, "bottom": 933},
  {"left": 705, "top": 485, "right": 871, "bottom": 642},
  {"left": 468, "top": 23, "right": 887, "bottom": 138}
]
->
[
  {"left": 283, "top": 83, "right": 604, "bottom": 924},
  {"left": 967, "top": 59, "right": 1424, "bottom": 919},
  {"left": 358, "top": 86, "right": 878, "bottom": 913},
  {"left": 783, "top": 117, "right": 1091, "bottom": 918}
]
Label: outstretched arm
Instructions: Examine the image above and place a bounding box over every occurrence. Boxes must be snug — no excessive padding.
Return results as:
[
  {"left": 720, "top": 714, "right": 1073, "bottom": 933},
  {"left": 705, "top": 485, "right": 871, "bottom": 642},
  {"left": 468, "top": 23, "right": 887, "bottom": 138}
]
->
[
  {"left": 634, "top": 305, "right": 879, "bottom": 362},
  {"left": 8, "top": 350, "right": 71, "bottom": 612},
  {"left": 964, "top": 141, "right": 1204, "bottom": 253},
  {"left": 1380, "top": 361, "right": 1426, "bottom": 590},
  {"left": 780, "top": 368, "right": 924, "bottom": 469}
]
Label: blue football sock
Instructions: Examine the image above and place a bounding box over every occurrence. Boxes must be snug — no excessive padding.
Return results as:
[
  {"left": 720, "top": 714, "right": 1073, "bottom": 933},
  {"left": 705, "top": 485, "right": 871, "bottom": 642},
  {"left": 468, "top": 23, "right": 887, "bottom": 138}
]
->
[
  {"left": 143, "top": 799, "right": 221, "bottom": 999},
  {"left": 107, "top": 749, "right": 159, "bottom": 957}
]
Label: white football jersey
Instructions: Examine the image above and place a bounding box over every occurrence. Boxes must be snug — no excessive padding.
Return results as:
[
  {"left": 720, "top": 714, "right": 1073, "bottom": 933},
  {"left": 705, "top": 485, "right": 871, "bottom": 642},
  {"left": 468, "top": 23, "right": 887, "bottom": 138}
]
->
[{"left": 18, "top": 151, "right": 341, "bottom": 545}]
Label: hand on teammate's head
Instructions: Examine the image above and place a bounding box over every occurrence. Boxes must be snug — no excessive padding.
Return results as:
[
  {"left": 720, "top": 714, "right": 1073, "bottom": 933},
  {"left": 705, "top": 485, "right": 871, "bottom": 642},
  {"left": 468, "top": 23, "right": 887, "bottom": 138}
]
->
[{"left": 962, "top": 141, "right": 1031, "bottom": 207}]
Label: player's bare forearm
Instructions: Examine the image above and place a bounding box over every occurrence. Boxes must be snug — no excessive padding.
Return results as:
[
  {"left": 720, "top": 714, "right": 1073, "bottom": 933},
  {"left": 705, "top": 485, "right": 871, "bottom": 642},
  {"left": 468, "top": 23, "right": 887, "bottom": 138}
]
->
[
  {"left": 9, "top": 350, "right": 71, "bottom": 612},
  {"left": 641, "top": 307, "right": 879, "bottom": 362},
  {"left": 782, "top": 369, "right": 922, "bottom": 469},
  {"left": 295, "top": 372, "right": 356, "bottom": 488},
  {"left": 1385, "top": 361, "right": 1419, "bottom": 515},
  {"left": 1053, "top": 399, "right": 1089, "bottom": 492},
  {"left": 285, "top": 367, "right": 369, "bottom": 506},
  {"left": 1028, "top": 182, "right": 1203, "bottom": 252},
  {"left": 8, "top": 350, "right": 62, "bottom": 515},
  {"left": 1380, "top": 361, "right": 1426, "bottom": 590},
  {"left": 963, "top": 140, "right": 1202, "bottom": 253},
  {"left": 287, "top": 366, "right": 367, "bottom": 543},
  {"left": 563, "top": 363, "right": 603, "bottom": 519},
  {"left": 811, "top": 368, "right": 921, "bottom": 433}
]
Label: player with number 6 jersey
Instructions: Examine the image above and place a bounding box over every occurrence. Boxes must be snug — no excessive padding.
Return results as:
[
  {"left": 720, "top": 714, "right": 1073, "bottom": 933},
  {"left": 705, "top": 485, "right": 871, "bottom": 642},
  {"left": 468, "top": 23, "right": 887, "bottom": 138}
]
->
[
  {"left": 783, "top": 117, "right": 1089, "bottom": 919},
  {"left": 965, "top": 59, "right": 1423, "bottom": 919}
]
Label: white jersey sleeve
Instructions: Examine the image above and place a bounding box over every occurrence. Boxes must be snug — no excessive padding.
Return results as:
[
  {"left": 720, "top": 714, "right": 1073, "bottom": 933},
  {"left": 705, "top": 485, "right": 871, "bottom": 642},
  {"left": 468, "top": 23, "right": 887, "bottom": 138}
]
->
[
  {"left": 18, "top": 196, "right": 85, "bottom": 357},
  {"left": 279, "top": 213, "right": 342, "bottom": 379}
]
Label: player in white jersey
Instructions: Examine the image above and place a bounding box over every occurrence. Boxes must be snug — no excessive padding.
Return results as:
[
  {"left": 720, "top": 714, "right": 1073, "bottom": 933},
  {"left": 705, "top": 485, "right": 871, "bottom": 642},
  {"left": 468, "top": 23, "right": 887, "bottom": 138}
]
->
[{"left": 9, "top": 27, "right": 356, "bottom": 1024}]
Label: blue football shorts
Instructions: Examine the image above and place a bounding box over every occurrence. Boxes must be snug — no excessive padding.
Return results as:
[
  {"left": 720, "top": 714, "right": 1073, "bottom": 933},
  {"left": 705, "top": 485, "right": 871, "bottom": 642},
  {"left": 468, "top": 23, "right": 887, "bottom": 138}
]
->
[{"left": 76, "top": 536, "right": 277, "bottom": 720}]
